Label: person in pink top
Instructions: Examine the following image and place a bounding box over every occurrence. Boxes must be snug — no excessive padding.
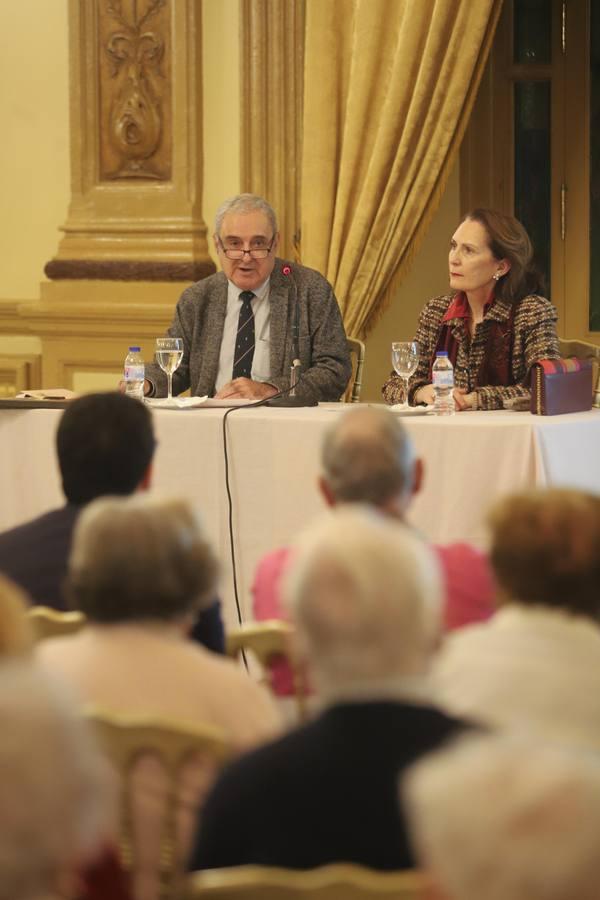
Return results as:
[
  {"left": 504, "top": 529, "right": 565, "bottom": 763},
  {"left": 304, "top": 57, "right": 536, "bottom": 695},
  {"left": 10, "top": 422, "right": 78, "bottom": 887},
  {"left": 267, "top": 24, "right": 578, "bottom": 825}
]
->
[{"left": 252, "top": 406, "right": 496, "bottom": 694}]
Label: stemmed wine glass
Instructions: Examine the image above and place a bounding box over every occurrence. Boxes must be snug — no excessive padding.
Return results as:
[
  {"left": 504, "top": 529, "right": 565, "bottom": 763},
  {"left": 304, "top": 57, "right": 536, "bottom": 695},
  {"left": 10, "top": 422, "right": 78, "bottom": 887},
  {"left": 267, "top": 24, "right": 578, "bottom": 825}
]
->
[
  {"left": 155, "top": 337, "right": 184, "bottom": 404},
  {"left": 390, "top": 341, "right": 419, "bottom": 411}
]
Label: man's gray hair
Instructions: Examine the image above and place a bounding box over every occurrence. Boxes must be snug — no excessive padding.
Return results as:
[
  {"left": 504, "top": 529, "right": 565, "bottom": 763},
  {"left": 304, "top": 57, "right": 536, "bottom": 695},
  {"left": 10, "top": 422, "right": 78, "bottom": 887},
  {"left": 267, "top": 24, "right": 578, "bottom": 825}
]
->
[
  {"left": 404, "top": 734, "right": 600, "bottom": 900},
  {"left": 283, "top": 506, "right": 442, "bottom": 698},
  {"left": 214, "top": 193, "right": 278, "bottom": 237},
  {"left": 0, "top": 662, "right": 113, "bottom": 900},
  {"left": 321, "top": 406, "right": 417, "bottom": 509}
]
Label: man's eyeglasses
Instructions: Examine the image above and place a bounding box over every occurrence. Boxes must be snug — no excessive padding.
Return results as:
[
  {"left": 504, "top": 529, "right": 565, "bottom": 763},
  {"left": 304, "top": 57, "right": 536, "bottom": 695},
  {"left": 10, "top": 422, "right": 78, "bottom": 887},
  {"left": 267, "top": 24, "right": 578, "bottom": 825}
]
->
[{"left": 217, "top": 237, "right": 276, "bottom": 260}]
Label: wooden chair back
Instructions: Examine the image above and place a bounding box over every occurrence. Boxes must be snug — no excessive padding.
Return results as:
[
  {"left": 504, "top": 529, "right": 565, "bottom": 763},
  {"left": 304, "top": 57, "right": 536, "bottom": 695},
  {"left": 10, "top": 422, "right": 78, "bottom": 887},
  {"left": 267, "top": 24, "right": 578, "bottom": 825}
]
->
[
  {"left": 183, "top": 863, "right": 429, "bottom": 899},
  {"left": 27, "top": 605, "right": 86, "bottom": 641},
  {"left": 226, "top": 620, "right": 309, "bottom": 722},
  {"left": 345, "top": 337, "right": 366, "bottom": 403},
  {"left": 85, "top": 707, "right": 229, "bottom": 900}
]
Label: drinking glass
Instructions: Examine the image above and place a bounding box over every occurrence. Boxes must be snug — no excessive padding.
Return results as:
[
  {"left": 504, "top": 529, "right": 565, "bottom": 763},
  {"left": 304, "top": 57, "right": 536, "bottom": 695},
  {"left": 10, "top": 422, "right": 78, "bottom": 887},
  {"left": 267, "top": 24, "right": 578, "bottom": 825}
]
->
[
  {"left": 155, "top": 337, "right": 184, "bottom": 404},
  {"left": 391, "top": 341, "right": 419, "bottom": 410}
]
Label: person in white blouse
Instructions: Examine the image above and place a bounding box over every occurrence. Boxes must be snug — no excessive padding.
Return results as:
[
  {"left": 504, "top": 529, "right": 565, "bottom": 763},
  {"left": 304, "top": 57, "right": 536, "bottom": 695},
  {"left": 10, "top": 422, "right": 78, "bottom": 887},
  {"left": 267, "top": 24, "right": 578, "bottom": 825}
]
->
[{"left": 432, "top": 487, "right": 600, "bottom": 750}]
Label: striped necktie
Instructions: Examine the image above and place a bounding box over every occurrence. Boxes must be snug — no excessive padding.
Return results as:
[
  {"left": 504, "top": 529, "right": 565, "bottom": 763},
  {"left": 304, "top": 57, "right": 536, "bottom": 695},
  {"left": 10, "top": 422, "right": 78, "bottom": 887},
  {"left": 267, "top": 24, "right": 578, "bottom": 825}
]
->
[{"left": 232, "top": 290, "right": 255, "bottom": 379}]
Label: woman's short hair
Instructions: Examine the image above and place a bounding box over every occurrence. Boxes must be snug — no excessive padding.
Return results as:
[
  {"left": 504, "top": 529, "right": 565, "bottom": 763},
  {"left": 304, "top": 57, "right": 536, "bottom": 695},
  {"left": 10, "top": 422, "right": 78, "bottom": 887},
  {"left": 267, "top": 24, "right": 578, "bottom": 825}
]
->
[
  {"left": 464, "top": 208, "right": 544, "bottom": 303},
  {"left": 488, "top": 488, "right": 600, "bottom": 618},
  {"left": 67, "top": 495, "right": 219, "bottom": 624}
]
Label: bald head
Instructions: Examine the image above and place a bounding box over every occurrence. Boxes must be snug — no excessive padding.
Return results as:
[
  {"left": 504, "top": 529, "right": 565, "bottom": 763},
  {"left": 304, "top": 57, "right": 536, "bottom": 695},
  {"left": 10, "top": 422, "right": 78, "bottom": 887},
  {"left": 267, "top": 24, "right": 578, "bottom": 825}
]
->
[{"left": 320, "top": 407, "right": 418, "bottom": 515}]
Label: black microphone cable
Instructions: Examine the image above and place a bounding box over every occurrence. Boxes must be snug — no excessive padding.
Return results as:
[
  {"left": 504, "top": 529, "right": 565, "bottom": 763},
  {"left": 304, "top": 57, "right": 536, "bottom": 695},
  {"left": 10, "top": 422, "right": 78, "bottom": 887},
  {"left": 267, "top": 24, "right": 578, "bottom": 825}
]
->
[{"left": 221, "top": 376, "right": 310, "bottom": 672}]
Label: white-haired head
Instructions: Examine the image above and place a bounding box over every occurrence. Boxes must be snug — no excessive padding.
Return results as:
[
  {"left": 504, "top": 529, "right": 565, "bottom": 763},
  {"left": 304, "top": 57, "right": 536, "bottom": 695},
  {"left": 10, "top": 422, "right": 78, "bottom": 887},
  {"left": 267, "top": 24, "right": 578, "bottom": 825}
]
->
[
  {"left": 214, "top": 193, "right": 278, "bottom": 237},
  {"left": 0, "top": 661, "right": 113, "bottom": 900},
  {"left": 283, "top": 506, "right": 442, "bottom": 700},
  {"left": 404, "top": 734, "right": 600, "bottom": 900},
  {"left": 320, "top": 406, "right": 419, "bottom": 517}
]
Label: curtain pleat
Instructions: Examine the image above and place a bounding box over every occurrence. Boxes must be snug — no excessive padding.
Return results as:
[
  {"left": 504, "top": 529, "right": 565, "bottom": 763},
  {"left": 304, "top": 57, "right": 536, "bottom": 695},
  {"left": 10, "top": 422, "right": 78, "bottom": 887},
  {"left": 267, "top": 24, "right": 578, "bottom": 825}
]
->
[{"left": 301, "top": 0, "right": 503, "bottom": 338}]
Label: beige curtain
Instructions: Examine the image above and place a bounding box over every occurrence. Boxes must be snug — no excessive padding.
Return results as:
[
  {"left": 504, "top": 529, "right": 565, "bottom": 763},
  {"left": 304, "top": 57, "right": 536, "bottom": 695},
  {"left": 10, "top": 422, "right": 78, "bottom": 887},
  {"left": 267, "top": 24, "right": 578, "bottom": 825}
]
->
[{"left": 301, "top": 0, "right": 502, "bottom": 338}]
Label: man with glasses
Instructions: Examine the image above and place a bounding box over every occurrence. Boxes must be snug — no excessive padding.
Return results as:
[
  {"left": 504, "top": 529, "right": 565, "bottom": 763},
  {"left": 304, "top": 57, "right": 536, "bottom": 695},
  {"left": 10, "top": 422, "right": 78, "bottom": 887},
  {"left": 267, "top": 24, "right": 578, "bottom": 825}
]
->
[{"left": 144, "top": 194, "right": 351, "bottom": 402}]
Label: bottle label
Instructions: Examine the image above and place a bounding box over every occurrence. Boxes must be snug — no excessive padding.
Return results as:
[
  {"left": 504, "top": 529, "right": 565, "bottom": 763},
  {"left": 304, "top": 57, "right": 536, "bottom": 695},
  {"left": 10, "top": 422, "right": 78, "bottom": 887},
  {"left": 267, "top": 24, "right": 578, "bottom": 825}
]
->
[
  {"left": 124, "top": 364, "right": 145, "bottom": 381},
  {"left": 433, "top": 371, "right": 454, "bottom": 388}
]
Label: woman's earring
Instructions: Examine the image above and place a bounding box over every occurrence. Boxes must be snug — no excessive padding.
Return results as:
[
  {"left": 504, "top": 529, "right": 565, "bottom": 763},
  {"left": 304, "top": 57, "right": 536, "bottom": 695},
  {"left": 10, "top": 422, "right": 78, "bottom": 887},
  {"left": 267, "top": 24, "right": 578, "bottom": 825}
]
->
[{"left": 493, "top": 272, "right": 501, "bottom": 281}]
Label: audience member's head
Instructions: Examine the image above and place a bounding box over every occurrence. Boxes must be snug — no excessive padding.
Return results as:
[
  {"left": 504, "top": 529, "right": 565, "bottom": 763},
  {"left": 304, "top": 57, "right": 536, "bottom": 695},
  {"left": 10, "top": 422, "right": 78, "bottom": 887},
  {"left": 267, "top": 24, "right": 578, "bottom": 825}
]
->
[
  {"left": 0, "top": 661, "right": 112, "bottom": 900},
  {"left": 283, "top": 507, "right": 441, "bottom": 699},
  {"left": 319, "top": 406, "right": 422, "bottom": 517},
  {"left": 67, "top": 495, "right": 219, "bottom": 625},
  {"left": 56, "top": 392, "right": 156, "bottom": 505},
  {"left": 0, "top": 575, "right": 33, "bottom": 657},
  {"left": 404, "top": 734, "right": 600, "bottom": 900},
  {"left": 488, "top": 488, "right": 600, "bottom": 618}
]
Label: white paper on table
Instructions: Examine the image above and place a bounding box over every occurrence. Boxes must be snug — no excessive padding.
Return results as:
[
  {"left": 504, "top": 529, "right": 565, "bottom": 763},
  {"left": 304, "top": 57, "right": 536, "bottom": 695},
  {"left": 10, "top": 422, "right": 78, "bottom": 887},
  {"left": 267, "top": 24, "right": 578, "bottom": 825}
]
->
[
  {"left": 388, "top": 405, "right": 435, "bottom": 416},
  {"left": 15, "top": 389, "right": 77, "bottom": 400},
  {"left": 146, "top": 396, "right": 257, "bottom": 409},
  {"left": 146, "top": 396, "right": 209, "bottom": 410},
  {"left": 200, "top": 398, "right": 257, "bottom": 408}
]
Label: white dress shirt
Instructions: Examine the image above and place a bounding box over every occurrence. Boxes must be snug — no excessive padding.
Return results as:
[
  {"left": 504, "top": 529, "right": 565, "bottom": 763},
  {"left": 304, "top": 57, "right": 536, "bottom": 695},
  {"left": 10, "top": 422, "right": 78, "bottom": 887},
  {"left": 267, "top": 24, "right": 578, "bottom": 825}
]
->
[{"left": 215, "top": 277, "right": 271, "bottom": 391}]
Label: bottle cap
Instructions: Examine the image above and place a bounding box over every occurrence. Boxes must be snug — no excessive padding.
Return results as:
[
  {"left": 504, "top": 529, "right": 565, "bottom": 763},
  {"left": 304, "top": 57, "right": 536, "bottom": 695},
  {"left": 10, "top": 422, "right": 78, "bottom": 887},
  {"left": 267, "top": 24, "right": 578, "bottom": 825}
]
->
[
  {"left": 436, "top": 350, "right": 449, "bottom": 357},
  {"left": 128, "top": 346, "right": 141, "bottom": 352}
]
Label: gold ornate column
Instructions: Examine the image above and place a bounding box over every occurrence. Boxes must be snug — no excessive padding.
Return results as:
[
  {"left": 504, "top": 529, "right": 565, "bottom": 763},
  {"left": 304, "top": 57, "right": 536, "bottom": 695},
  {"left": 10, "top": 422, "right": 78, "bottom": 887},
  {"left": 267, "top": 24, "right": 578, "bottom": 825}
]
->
[
  {"left": 13, "top": 0, "right": 215, "bottom": 391},
  {"left": 240, "top": 0, "right": 305, "bottom": 259},
  {"left": 46, "top": 0, "right": 213, "bottom": 281}
]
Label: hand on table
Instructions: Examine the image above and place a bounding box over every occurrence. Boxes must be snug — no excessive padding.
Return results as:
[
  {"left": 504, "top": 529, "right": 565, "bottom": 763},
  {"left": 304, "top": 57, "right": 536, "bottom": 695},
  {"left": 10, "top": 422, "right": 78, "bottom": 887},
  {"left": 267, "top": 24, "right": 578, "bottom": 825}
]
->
[
  {"left": 214, "top": 378, "right": 278, "bottom": 401},
  {"left": 414, "top": 384, "right": 477, "bottom": 410},
  {"left": 453, "top": 388, "right": 478, "bottom": 411},
  {"left": 414, "top": 384, "right": 435, "bottom": 406}
]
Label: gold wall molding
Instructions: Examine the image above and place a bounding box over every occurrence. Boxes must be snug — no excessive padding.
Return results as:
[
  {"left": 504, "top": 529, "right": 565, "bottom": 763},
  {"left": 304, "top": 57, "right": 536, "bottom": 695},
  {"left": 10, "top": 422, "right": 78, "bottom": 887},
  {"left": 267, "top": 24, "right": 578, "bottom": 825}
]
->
[
  {"left": 240, "top": 0, "right": 305, "bottom": 258},
  {"left": 0, "top": 354, "right": 42, "bottom": 397},
  {"left": 13, "top": 281, "right": 176, "bottom": 389},
  {"left": 0, "top": 301, "right": 24, "bottom": 334},
  {"left": 46, "top": 0, "right": 214, "bottom": 282},
  {"left": 100, "top": 0, "right": 171, "bottom": 181}
]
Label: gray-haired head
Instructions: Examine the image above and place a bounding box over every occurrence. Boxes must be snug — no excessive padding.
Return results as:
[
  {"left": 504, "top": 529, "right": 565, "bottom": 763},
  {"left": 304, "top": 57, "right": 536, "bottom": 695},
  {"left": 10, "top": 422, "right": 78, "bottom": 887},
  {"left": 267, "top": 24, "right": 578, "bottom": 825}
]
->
[
  {"left": 214, "top": 193, "right": 278, "bottom": 238},
  {"left": 404, "top": 734, "right": 600, "bottom": 900},
  {"left": 0, "top": 661, "right": 113, "bottom": 900},
  {"left": 283, "top": 506, "right": 442, "bottom": 700},
  {"left": 67, "top": 494, "right": 219, "bottom": 624},
  {"left": 320, "top": 406, "right": 418, "bottom": 515}
]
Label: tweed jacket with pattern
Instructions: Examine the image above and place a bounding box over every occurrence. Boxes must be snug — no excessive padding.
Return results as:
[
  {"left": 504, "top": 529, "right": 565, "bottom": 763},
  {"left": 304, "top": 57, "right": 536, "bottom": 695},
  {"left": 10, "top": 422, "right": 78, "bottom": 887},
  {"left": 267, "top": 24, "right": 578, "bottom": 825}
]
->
[
  {"left": 146, "top": 258, "right": 352, "bottom": 404},
  {"left": 382, "top": 292, "right": 559, "bottom": 410}
]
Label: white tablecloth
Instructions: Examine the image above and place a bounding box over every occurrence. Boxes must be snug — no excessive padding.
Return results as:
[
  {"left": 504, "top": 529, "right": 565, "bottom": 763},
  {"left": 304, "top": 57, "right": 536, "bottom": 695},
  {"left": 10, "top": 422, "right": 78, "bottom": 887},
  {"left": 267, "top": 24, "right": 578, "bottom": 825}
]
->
[{"left": 1, "top": 405, "right": 599, "bottom": 626}]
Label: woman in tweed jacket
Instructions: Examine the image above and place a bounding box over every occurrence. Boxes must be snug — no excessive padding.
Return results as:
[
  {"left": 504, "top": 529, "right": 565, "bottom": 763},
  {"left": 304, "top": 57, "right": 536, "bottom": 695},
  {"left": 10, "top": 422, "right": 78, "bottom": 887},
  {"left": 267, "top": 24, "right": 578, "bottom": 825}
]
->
[{"left": 382, "top": 210, "right": 560, "bottom": 411}]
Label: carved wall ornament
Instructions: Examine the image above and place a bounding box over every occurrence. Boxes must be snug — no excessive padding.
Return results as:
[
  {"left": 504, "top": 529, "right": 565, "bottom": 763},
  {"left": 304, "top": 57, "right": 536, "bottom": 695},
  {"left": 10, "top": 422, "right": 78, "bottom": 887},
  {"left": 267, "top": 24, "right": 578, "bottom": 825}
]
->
[{"left": 100, "top": 0, "right": 172, "bottom": 180}]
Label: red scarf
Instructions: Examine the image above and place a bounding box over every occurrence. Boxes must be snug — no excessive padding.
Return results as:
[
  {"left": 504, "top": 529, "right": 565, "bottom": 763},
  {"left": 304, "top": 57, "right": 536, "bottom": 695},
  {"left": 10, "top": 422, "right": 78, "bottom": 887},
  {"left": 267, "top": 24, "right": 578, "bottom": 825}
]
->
[{"left": 431, "top": 293, "right": 516, "bottom": 387}]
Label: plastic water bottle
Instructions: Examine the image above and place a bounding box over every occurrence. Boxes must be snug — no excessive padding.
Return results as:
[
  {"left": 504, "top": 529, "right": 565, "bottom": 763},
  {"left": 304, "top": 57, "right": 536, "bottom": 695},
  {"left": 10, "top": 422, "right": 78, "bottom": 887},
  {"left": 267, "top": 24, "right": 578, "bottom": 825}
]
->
[
  {"left": 124, "top": 346, "right": 145, "bottom": 402},
  {"left": 432, "top": 351, "right": 455, "bottom": 416}
]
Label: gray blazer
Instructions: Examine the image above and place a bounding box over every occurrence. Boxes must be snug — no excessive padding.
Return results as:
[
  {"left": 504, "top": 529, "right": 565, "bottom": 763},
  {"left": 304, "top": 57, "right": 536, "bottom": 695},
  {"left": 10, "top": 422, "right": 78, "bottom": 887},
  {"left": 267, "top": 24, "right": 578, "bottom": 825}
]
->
[{"left": 146, "top": 259, "right": 352, "bottom": 404}]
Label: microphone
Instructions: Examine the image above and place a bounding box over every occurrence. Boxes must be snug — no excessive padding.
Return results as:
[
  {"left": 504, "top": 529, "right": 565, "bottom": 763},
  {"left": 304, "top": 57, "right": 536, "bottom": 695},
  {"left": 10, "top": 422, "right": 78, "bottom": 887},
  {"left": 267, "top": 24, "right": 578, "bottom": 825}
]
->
[{"left": 282, "top": 264, "right": 301, "bottom": 396}]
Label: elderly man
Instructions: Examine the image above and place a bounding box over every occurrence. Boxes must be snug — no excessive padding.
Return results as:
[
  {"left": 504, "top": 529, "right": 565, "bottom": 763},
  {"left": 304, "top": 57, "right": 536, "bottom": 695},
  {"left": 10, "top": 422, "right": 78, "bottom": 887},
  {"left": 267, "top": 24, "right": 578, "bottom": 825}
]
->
[
  {"left": 144, "top": 193, "right": 351, "bottom": 403},
  {"left": 253, "top": 407, "right": 495, "bottom": 649},
  {"left": 189, "top": 507, "right": 470, "bottom": 872},
  {"left": 404, "top": 735, "right": 600, "bottom": 900}
]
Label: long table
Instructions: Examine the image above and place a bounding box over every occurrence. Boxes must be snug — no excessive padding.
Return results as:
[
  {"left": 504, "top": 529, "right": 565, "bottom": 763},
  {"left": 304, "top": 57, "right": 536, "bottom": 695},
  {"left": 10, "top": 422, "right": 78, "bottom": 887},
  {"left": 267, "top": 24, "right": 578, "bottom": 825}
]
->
[{"left": 1, "top": 405, "right": 599, "bottom": 626}]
